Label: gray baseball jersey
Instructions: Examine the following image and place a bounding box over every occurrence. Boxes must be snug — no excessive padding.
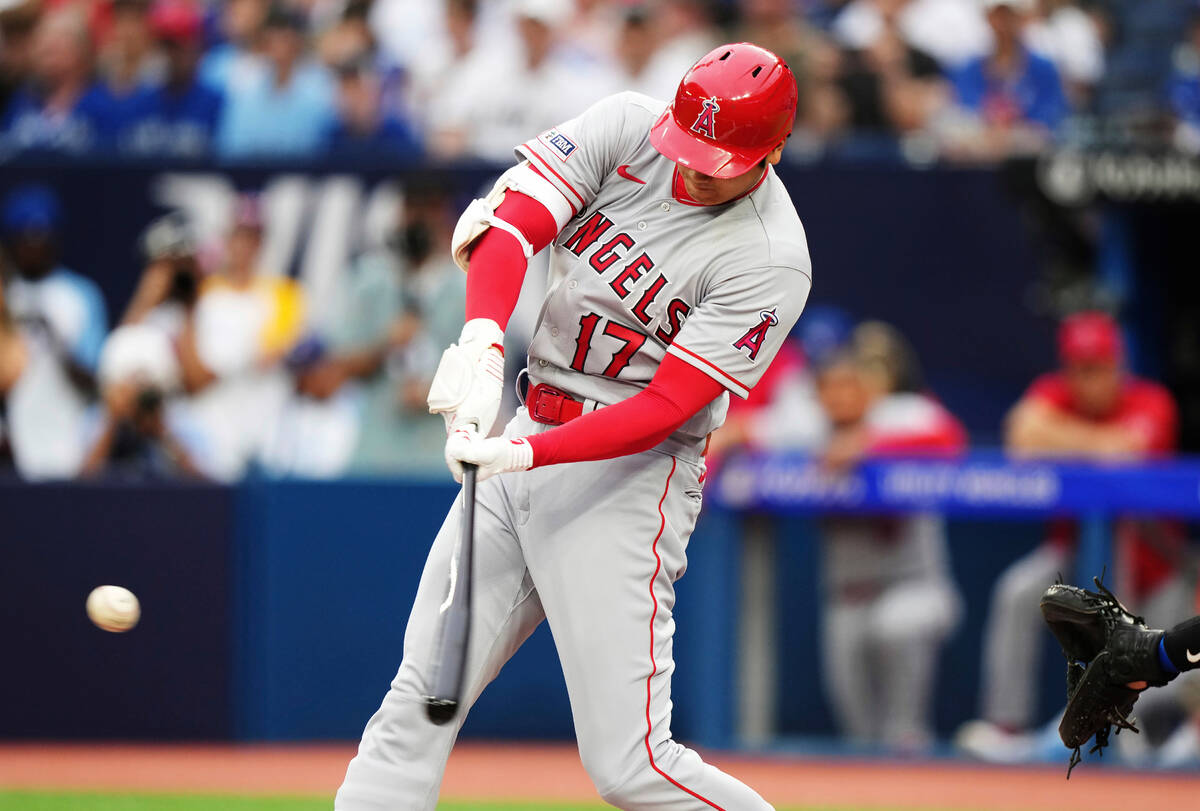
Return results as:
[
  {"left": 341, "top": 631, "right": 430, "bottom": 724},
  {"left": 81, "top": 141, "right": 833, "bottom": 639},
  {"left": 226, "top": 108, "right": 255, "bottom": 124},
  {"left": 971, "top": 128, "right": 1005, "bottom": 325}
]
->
[
  {"left": 516, "top": 92, "right": 812, "bottom": 441},
  {"left": 338, "top": 91, "right": 812, "bottom": 811}
]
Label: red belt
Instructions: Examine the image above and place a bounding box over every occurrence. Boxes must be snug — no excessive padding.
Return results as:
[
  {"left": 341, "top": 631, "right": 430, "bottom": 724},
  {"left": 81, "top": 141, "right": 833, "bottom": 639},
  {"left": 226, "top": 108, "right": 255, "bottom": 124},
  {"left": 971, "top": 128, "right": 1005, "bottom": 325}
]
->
[{"left": 527, "top": 383, "right": 585, "bottom": 425}]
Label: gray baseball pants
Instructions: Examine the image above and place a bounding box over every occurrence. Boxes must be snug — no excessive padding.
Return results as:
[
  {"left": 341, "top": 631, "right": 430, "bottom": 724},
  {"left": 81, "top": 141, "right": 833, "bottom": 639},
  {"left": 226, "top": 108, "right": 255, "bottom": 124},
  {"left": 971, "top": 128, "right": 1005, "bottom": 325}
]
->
[{"left": 335, "top": 411, "right": 772, "bottom": 810}]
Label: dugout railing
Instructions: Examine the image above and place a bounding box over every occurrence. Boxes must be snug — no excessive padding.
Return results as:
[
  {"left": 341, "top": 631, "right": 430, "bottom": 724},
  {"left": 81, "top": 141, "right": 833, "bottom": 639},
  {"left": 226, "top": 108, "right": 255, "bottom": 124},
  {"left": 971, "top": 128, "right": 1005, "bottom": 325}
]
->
[{"left": 697, "top": 453, "right": 1200, "bottom": 748}]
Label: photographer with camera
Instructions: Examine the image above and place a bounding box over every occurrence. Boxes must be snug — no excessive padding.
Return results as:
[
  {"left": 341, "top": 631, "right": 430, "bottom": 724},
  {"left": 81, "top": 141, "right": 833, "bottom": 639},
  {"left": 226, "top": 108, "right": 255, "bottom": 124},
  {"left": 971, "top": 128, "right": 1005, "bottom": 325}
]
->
[
  {"left": 80, "top": 323, "right": 206, "bottom": 479},
  {"left": 121, "top": 210, "right": 201, "bottom": 334}
]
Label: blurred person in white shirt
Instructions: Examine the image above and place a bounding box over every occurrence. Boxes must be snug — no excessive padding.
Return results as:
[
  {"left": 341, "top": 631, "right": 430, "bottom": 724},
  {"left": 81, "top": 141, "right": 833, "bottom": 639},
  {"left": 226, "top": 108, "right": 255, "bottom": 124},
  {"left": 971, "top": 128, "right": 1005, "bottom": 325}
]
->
[
  {"left": 176, "top": 195, "right": 305, "bottom": 480},
  {"left": 409, "top": 0, "right": 493, "bottom": 159},
  {"left": 260, "top": 179, "right": 468, "bottom": 477},
  {"left": 613, "top": 5, "right": 665, "bottom": 97},
  {"left": 80, "top": 323, "right": 209, "bottom": 479},
  {"left": 636, "top": 0, "right": 720, "bottom": 99},
  {"left": 1023, "top": 0, "right": 1104, "bottom": 107},
  {"left": 257, "top": 335, "right": 364, "bottom": 477},
  {"left": 833, "top": 0, "right": 991, "bottom": 70},
  {"left": 562, "top": 0, "right": 624, "bottom": 66},
  {"left": 450, "top": 0, "right": 618, "bottom": 163},
  {"left": 0, "top": 276, "right": 27, "bottom": 472},
  {"left": 369, "top": 0, "right": 516, "bottom": 79},
  {"left": 1, "top": 185, "right": 108, "bottom": 479}
]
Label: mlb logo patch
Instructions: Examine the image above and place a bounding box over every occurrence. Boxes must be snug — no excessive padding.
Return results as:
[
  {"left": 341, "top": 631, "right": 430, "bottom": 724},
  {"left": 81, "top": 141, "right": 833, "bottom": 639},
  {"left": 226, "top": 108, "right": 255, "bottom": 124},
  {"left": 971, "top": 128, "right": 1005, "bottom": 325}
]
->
[{"left": 539, "top": 129, "right": 578, "bottom": 161}]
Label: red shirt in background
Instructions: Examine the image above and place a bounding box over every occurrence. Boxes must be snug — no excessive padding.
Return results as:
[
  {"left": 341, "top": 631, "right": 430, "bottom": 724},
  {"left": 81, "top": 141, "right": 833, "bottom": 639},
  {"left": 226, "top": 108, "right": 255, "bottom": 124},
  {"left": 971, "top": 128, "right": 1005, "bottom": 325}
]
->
[
  {"left": 1025, "top": 372, "right": 1182, "bottom": 599},
  {"left": 1025, "top": 373, "right": 1178, "bottom": 454},
  {"left": 865, "top": 391, "right": 967, "bottom": 456},
  {"left": 725, "top": 338, "right": 806, "bottom": 417}
]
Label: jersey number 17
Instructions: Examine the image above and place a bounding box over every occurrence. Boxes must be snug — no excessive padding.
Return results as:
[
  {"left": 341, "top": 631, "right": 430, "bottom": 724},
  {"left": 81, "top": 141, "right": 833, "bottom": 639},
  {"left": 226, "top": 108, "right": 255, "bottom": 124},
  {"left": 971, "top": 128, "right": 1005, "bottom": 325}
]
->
[{"left": 570, "top": 312, "right": 647, "bottom": 378}]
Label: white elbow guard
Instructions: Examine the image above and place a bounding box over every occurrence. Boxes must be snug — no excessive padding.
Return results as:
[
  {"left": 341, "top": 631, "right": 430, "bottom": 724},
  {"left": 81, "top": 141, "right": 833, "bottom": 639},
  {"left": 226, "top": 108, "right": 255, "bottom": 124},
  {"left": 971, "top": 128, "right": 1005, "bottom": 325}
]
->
[{"left": 450, "top": 160, "right": 574, "bottom": 272}]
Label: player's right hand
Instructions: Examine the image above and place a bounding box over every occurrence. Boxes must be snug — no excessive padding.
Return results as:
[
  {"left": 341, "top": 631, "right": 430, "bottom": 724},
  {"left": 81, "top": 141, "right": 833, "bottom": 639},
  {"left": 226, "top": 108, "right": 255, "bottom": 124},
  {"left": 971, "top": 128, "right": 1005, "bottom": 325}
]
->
[
  {"left": 444, "top": 427, "right": 533, "bottom": 482},
  {"left": 427, "top": 318, "right": 506, "bottom": 435}
]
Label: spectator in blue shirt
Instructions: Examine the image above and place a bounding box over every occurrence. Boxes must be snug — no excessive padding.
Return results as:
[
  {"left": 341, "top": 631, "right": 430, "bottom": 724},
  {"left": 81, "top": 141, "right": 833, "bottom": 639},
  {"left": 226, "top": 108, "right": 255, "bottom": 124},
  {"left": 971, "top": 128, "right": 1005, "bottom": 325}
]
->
[
  {"left": 215, "top": 4, "right": 335, "bottom": 158},
  {"left": 948, "top": 0, "right": 1068, "bottom": 159},
  {"left": 99, "top": 0, "right": 171, "bottom": 149},
  {"left": 1167, "top": 11, "right": 1200, "bottom": 151},
  {"left": 119, "top": 0, "right": 223, "bottom": 157},
  {"left": 325, "top": 53, "right": 422, "bottom": 159},
  {"left": 198, "top": 0, "right": 267, "bottom": 93},
  {"left": 2, "top": 7, "right": 116, "bottom": 154}
]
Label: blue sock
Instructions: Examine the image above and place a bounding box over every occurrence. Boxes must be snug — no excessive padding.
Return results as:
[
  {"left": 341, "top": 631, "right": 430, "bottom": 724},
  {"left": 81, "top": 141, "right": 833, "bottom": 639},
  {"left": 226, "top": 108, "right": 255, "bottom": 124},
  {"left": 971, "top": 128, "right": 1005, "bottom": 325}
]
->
[{"left": 1158, "top": 637, "right": 1180, "bottom": 675}]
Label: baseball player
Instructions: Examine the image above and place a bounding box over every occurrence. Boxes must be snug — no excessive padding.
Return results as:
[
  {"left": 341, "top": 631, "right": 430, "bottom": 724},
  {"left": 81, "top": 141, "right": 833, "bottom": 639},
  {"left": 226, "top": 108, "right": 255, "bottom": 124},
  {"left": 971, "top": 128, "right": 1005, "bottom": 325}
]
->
[
  {"left": 813, "top": 327, "right": 965, "bottom": 751},
  {"left": 336, "top": 43, "right": 811, "bottom": 810}
]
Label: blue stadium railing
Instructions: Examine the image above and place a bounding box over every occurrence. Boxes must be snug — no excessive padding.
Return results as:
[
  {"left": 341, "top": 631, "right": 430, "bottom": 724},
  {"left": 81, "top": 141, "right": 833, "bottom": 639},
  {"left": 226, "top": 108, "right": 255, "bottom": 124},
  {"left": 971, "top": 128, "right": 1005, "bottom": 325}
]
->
[
  {"left": 688, "top": 452, "right": 1200, "bottom": 748},
  {"left": 713, "top": 451, "right": 1200, "bottom": 582}
]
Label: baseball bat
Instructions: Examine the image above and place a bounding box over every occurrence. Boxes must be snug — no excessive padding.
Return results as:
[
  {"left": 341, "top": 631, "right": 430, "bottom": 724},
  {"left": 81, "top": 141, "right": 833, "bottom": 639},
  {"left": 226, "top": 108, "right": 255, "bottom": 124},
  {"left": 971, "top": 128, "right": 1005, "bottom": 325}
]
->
[{"left": 424, "top": 463, "right": 477, "bottom": 725}]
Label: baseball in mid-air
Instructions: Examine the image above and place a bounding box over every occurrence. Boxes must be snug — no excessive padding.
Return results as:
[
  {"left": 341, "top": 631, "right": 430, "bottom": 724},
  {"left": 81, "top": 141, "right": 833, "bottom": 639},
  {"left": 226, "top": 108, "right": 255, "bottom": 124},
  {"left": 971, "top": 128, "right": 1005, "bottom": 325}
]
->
[{"left": 86, "top": 585, "right": 140, "bottom": 633}]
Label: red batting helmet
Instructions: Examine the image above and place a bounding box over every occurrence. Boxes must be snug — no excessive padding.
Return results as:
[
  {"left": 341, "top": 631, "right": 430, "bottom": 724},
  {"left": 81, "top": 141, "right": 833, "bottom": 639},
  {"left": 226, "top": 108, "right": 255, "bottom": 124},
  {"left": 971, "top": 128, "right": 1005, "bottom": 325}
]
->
[{"left": 649, "top": 43, "right": 798, "bottom": 179}]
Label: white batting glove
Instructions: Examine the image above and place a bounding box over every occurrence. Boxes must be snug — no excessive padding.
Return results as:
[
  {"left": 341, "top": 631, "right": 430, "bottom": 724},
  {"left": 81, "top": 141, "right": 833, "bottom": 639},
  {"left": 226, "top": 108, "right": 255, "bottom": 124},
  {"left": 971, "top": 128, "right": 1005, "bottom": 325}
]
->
[
  {"left": 444, "top": 427, "right": 534, "bottom": 483},
  {"left": 427, "top": 318, "right": 506, "bottom": 434}
]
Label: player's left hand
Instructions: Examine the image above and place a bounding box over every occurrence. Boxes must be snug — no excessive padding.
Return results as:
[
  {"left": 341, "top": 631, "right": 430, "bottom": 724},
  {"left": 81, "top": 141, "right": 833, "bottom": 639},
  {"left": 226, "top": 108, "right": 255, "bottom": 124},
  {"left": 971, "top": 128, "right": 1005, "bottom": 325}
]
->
[
  {"left": 427, "top": 318, "right": 506, "bottom": 435},
  {"left": 444, "top": 428, "right": 534, "bottom": 483}
]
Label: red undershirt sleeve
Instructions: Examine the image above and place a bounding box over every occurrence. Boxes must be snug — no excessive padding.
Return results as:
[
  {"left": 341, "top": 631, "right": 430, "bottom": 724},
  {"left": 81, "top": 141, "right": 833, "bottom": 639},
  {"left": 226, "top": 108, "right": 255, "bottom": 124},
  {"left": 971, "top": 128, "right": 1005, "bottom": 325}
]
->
[
  {"left": 526, "top": 353, "right": 727, "bottom": 467},
  {"left": 464, "top": 190, "right": 559, "bottom": 330}
]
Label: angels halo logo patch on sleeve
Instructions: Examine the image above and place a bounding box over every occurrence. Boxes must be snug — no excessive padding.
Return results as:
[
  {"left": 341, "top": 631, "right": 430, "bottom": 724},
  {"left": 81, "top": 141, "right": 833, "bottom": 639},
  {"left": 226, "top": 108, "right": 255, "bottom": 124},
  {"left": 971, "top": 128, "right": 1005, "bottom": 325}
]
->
[
  {"left": 733, "top": 308, "right": 779, "bottom": 361},
  {"left": 539, "top": 129, "right": 578, "bottom": 161}
]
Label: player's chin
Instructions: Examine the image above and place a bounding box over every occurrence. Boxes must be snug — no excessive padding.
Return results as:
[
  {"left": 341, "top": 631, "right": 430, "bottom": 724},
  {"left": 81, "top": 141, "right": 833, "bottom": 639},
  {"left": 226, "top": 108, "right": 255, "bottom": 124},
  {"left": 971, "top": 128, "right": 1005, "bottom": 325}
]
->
[{"left": 685, "top": 183, "right": 723, "bottom": 205}]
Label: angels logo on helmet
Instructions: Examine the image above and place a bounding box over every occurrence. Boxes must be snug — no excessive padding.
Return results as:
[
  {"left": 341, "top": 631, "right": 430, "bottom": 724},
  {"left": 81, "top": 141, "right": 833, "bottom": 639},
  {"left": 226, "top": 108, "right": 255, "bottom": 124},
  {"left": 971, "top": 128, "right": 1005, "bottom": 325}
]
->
[{"left": 689, "top": 97, "right": 721, "bottom": 140}]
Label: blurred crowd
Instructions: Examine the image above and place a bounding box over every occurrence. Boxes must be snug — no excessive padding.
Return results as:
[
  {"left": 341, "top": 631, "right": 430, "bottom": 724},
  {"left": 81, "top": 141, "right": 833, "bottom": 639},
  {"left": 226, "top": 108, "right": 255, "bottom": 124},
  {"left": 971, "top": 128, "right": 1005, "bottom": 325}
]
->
[
  {"left": 0, "top": 0, "right": 1199, "bottom": 163},
  {"left": 0, "top": 181, "right": 463, "bottom": 480}
]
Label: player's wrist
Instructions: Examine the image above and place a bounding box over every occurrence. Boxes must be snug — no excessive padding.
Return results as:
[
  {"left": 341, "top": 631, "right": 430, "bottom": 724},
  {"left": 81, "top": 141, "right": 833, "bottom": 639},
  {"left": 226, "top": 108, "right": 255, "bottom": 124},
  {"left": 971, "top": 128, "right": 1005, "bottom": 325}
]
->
[
  {"left": 459, "top": 318, "right": 504, "bottom": 349},
  {"left": 507, "top": 437, "right": 534, "bottom": 472}
]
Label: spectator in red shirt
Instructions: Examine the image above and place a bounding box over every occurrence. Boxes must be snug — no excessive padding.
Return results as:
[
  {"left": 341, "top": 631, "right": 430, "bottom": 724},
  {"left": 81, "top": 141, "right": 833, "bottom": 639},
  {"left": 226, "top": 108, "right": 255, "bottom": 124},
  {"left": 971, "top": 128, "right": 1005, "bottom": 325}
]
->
[
  {"left": 958, "top": 311, "right": 1191, "bottom": 762},
  {"left": 1007, "top": 311, "right": 1176, "bottom": 459}
]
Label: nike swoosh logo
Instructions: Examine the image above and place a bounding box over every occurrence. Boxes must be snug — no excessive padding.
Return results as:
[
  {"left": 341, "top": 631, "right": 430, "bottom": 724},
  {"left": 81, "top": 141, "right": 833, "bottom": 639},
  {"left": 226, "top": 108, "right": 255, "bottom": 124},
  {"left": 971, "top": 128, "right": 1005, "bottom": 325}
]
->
[
  {"left": 616, "top": 164, "right": 646, "bottom": 184},
  {"left": 1188, "top": 649, "right": 1200, "bottom": 664}
]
